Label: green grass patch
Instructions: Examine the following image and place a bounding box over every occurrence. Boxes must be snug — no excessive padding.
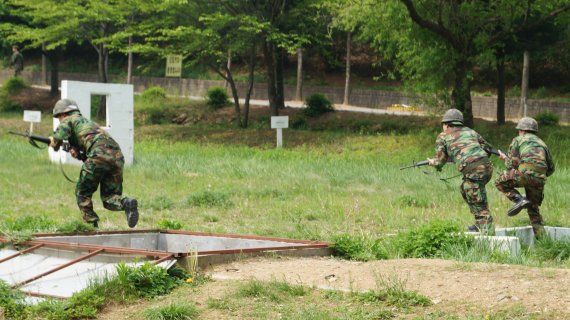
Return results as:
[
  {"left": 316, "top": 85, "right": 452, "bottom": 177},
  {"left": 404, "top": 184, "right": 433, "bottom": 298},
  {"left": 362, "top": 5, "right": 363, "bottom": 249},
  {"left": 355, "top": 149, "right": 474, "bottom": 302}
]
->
[{"left": 144, "top": 302, "right": 199, "bottom": 320}]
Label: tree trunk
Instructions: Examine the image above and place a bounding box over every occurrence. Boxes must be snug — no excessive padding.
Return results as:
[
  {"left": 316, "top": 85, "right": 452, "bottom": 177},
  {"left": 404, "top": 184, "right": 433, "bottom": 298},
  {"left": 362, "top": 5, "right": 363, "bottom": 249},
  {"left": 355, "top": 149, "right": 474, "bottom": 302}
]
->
[
  {"left": 262, "top": 39, "right": 278, "bottom": 116},
  {"left": 451, "top": 59, "right": 474, "bottom": 127},
  {"left": 225, "top": 49, "right": 231, "bottom": 89},
  {"left": 96, "top": 44, "right": 109, "bottom": 120},
  {"left": 42, "top": 43, "right": 48, "bottom": 85},
  {"left": 223, "top": 64, "right": 243, "bottom": 128},
  {"left": 496, "top": 47, "right": 506, "bottom": 125},
  {"left": 295, "top": 47, "right": 303, "bottom": 101},
  {"left": 127, "top": 36, "right": 133, "bottom": 84},
  {"left": 275, "top": 47, "right": 285, "bottom": 110},
  {"left": 343, "top": 31, "right": 352, "bottom": 106},
  {"left": 46, "top": 51, "right": 60, "bottom": 95},
  {"left": 521, "top": 50, "right": 530, "bottom": 117},
  {"left": 244, "top": 41, "right": 257, "bottom": 128}
]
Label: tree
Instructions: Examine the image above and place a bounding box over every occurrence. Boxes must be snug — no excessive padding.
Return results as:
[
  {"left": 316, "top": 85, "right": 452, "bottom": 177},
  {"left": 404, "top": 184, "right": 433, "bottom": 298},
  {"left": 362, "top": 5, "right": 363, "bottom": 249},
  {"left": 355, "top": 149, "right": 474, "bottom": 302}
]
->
[{"left": 358, "top": 0, "right": 570, "bottom": 127}]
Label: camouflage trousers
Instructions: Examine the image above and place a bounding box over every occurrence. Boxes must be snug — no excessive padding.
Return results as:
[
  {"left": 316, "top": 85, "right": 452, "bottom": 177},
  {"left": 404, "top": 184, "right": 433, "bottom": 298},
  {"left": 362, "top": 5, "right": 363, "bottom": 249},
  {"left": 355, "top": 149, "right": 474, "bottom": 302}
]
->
[
  {"left": 460, "top": 160, "right": 493, "bottom": 226},
  {"left": 495, "top": 169, "right": 546, "bottom": 234},
  {"left": 76, "top": 144, "right": 126, "bottom": 223}
]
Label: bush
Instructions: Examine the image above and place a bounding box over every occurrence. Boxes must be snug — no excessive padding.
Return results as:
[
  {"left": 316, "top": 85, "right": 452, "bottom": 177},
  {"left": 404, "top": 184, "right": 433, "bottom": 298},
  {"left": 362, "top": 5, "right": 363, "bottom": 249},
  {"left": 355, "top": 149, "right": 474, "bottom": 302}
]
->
[
  {"left": 535, "top": 111, "right": 559, "bottom": 127},
  {"left": 2, "top": 77, "right": 26, "bottom": 95},
  {"left": 141, "top": 86, "right": 167, "bottom": 102},
  {"left": 389, "top": 220, "right": 472, "bottom": 258},
  {"left": 304, "top": 93, "right": 334, "bottom": 117},
  {"left": 116, "top": 262, "right": 180, "bottom": 298},
  {"left": 206, "top": 87, "right": 229, "bottom": 109},
  {"left": 331, "top": 233, "right": 387, "bottom": 261}
]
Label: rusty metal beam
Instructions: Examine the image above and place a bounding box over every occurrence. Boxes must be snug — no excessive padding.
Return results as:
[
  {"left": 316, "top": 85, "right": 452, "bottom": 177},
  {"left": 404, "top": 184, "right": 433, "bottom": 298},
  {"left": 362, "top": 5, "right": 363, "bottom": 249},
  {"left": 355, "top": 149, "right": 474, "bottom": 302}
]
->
[
  {"left": 0, "top": 244, "right": 44, "bottom": 264},
  {"left": 15, "top": 249, "right": 104, "bottom": 287},
  {"left": 16, "top": 239, "right": 172, "bottom": 259},
  {"left": 152, "top": 254, "right": 175, "bottom": 265}
]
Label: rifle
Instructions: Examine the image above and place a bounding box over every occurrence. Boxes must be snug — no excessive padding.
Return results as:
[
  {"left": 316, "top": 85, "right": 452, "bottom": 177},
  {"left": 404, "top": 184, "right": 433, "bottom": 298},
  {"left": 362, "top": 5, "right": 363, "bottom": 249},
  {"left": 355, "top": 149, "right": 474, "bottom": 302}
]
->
[
  {"left": 9, "top": 131, "right": 86, "bottom": 161},
  {"left": 399, "top": 148, "right": 502, "bottom": 170}
]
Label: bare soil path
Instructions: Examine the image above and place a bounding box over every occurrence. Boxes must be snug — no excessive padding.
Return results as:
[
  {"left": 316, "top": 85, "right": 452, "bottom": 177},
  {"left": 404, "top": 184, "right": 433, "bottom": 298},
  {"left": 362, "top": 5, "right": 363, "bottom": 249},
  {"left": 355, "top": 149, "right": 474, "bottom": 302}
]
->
[{"left": 208, "top": 256, "right": 570, "bottom": 316}]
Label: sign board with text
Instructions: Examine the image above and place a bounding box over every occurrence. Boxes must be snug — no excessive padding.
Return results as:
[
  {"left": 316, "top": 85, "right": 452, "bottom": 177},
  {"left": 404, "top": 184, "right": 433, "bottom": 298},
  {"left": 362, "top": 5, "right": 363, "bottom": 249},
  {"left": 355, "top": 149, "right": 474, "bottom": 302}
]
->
[
  {"left": 165, "top": 55, "right": 183, "bottom": 77},
  {"left": 271, "top": 116, "right": 289, "bottom": 129},
  {"left": 23, "top": 110, "right": 41, "bottom": 123}
]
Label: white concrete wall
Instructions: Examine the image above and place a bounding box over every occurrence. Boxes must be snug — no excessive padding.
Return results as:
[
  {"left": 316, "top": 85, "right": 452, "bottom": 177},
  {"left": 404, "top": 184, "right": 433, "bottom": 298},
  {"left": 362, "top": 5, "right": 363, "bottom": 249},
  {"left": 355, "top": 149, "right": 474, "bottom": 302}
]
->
[{"left": 48, "top": 80, "right": 134, "bottom": 165}]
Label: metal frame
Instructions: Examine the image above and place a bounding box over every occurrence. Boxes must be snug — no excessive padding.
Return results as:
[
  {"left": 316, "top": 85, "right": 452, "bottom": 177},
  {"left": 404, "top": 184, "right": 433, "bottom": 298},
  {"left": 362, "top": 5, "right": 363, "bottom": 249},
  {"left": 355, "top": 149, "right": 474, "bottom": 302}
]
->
[{"left": 0, "top": 230, "right": 331, "bottom": 299}]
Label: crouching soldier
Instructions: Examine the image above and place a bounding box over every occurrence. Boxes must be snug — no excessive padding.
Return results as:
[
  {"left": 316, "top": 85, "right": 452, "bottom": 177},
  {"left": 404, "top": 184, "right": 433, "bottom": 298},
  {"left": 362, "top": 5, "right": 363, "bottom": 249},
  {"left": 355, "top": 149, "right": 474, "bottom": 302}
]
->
[
  {"left": 495, "top": 117, "right": 555, "bottom": 238},
  {"left": 49, "top": 99, "right": 139, "bottom": 228},
  {"left": 427, "top": 109, "right": 495, "bottom": 235}
]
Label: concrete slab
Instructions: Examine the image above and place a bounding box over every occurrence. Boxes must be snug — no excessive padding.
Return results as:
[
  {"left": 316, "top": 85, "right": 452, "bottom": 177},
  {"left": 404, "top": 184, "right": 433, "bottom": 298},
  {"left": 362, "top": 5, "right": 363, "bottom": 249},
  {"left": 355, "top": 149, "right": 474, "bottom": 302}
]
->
[{"left": 0, "top": 229, "right": 331, "bottom": 299}]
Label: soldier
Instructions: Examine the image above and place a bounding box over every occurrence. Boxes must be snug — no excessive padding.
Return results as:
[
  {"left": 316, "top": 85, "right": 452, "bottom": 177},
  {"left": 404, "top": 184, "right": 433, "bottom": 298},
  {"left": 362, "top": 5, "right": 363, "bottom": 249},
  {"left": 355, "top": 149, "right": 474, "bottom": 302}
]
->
[
  {"left": 495, "top": 117, "right": 555, "bottom": 238},
  {"left": 10, "top": 45, "right": 24, "bottom": 77},
  {"left": 49, "top": 99, "right": 139, "bottom": 228},
  {"left": 427, "top": 109, "right": 495, "bottom": 235}
]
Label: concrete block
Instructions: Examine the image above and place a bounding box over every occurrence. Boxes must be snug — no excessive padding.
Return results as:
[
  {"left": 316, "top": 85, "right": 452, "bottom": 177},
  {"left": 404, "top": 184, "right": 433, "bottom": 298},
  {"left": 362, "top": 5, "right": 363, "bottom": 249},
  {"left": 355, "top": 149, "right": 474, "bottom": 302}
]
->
[
  {"left": 473, "top": 235, "right": 521, "bottom": 256},
  {"left": 496, "top": 226, "right": 535, "bottom": 247},
  {"left": 544, "top": 226, "right": 570, "bottom": 242}
]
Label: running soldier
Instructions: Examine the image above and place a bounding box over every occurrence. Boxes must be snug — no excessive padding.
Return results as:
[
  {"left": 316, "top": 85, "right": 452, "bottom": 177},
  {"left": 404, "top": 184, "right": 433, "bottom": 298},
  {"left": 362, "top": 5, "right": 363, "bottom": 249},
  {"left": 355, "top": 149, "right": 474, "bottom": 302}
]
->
[
  {"left": 427, "top": 109, "right": 495, "bottom": 235},
  {"left": 49, "top": 99, "right": 139, "bottom": 228},
  {"left": 495, "top": 117, "right": 555, "bottom": 238}
]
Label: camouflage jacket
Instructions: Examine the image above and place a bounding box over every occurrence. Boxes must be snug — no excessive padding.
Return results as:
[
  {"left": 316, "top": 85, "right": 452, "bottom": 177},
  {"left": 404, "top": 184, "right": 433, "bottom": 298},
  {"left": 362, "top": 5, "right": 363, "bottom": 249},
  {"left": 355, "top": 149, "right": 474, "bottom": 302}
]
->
[
  {"left": 10, "top": 52, "right": 23, "bottom": 71},
  {"left": 506, "top": 133, "right": 555, "bottom": 179},
  {"left": 52, "top": 111, "right": 121, "bottom": 157},
  {"left": 433, "top": 126, "right": 493, "bottom": 172}
]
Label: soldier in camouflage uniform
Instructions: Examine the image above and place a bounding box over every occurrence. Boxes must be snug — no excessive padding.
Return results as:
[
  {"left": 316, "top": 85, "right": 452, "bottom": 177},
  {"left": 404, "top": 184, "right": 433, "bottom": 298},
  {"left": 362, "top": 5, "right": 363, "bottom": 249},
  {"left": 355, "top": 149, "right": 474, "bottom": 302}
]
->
[
  {"left": 49, "top": 99, "right": 139, "bottom": 228},
  {"left": 495, "top": 117, "right": 555, "bottom": 238},
  {"left": 427, "top": 109, "right": 495, "bottom": 235}
]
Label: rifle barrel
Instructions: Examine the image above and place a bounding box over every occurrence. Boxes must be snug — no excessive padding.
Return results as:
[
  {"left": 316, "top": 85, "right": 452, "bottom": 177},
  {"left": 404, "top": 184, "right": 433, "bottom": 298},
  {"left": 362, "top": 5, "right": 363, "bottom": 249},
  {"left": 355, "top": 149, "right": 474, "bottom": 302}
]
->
[{"left": 9, "top": 131, "right": 50, "bottom": 145}]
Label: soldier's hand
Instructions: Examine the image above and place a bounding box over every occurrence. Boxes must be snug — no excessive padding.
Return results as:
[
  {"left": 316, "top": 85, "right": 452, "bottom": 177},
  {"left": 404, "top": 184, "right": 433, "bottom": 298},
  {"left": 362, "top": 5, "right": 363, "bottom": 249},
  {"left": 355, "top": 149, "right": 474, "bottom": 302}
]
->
[
  {"left": 498, "top": 150, "right": 508, "bottom": 160},
  {"left": 427, "top": 158, "right": 436, "bottom": 166},
  {"left": 70, "top": 148, "right": 79, "bottom": 159},
  {"left": 49, "top": 136, "right": 60, "bottom": 151}
]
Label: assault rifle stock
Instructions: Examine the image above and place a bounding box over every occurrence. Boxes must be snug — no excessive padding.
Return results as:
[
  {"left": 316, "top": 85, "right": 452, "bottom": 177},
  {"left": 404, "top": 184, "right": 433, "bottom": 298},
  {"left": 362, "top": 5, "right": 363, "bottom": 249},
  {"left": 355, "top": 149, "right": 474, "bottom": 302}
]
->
[
  {"left": 399, "top": 148, "right": 501, "bottom": 170},
  {"left": 9, "top": 131, "right": 87, "bottom": 161}
]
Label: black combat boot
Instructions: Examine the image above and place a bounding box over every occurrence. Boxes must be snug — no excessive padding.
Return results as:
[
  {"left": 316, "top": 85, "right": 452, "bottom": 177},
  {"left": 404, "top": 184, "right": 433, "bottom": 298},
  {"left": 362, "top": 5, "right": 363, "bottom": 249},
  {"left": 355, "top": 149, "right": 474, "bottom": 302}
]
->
[
  {"left": 123, "top": 198, "right": 139, "bottom": 228},
  {"left": 467, "top": 225, "right": 479, "bottom": 232},
  {"left": 507, "top": 194, "right": 531, "bottom": 217}
]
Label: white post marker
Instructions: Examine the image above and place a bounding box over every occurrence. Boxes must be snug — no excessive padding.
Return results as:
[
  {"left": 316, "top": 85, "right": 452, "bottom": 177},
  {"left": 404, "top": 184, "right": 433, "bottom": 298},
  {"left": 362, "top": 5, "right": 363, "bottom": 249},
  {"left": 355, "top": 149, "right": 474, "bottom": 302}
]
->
[
  {"left": 23, "top": 110, "right": 42, "bottom": 134},
  {"left": 270, "top": 116, "right": 289, "bottom": 148}
]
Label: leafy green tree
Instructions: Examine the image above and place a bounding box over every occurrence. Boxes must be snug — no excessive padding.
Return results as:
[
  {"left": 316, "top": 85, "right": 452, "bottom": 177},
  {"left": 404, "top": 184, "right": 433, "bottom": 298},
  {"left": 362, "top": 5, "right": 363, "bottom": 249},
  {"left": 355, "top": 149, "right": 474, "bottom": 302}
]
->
[{"left": 359, "top": 0, "right": 570, "bottom": 127}]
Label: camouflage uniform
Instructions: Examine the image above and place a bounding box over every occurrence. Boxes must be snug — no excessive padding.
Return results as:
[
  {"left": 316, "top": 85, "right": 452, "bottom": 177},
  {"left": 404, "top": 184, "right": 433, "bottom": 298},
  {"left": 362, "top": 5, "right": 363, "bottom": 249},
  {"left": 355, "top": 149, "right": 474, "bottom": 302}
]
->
[
  {"left": 430, "top": 109, "right": 494, "bottom": 234},
  {"left": 10, "top": 46, "right": 24, "bottom": 77},
  {"left": 495, "top": 118, "right": 555, "bottom": 237},
  {"left": 51, "top": 100, "right": 138, "bottom": 228}
]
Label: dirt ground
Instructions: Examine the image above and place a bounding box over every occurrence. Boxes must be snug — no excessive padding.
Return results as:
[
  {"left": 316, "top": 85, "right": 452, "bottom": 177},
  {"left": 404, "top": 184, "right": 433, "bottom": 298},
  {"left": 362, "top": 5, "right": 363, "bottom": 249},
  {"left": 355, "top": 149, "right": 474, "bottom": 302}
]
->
[
  {"left": 208, "top": 256, "right": 570, "bottom": 316},
  {"left": 98, "top": 256, "right": 570, "bottom": 319}
]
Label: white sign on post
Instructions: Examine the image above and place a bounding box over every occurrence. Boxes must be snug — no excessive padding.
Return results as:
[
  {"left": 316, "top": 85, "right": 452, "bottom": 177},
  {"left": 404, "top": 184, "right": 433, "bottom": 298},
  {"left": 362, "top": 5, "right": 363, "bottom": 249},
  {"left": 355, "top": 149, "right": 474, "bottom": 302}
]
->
[
  {"left": 23, "top": 110, "right": 42, "bottom": 133},
  {"left": 270, "top": 116, "right": 288, "bottom": 148}
]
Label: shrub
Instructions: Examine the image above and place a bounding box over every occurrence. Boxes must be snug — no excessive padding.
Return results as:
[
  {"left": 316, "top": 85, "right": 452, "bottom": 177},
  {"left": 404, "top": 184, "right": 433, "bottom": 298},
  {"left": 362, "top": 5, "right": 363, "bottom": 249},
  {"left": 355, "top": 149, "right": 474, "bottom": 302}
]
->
[
  {"left": 157, "top": 219, "right": 183, "bottom": 230},
  {"left": 116, "top": 262, "right": 180, "bottom": 298},
  {"left": 389, "top": 220, "right": 472, "bottom": 258},
  {"left": 331, "top": 233, "right": 387, "bottom": 261},
  {"left": 206, "top": 87, "right": 229, "bottom": 109},
  {"left": 304, "top": 93, "right": 334, "bottom": 117},
  {"left": 535, "top": 111, "right": 559, "bottom": 127},
  {"left": 141, "top": 86, "right": 167, "bottom": 102},
  {"left": 2, "top": 77, "right": 26, "bottom": 95}
]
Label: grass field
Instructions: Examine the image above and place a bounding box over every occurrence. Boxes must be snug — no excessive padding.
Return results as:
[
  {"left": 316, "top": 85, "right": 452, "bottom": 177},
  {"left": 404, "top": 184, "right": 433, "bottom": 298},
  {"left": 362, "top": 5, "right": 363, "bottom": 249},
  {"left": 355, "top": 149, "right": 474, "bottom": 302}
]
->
[
  {"left": 1, "top": 104, "right": 569, "bottom": 239},
  {"left": 1, "top": 102, "right": 570, "bottom": 319}
]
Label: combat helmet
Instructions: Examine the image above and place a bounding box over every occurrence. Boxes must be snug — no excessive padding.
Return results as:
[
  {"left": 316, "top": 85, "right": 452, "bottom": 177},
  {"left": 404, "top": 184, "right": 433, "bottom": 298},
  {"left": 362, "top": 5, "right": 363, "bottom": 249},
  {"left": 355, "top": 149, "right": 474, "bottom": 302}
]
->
[
  {"left": 442, "top": 108, "right": 464, "bottom": 125},
  {"left": 53, "top": 99, "right": 79, "bottom": 117},
  {"left": 515, "top": 117, "right": 538, "bottom": 133}
]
